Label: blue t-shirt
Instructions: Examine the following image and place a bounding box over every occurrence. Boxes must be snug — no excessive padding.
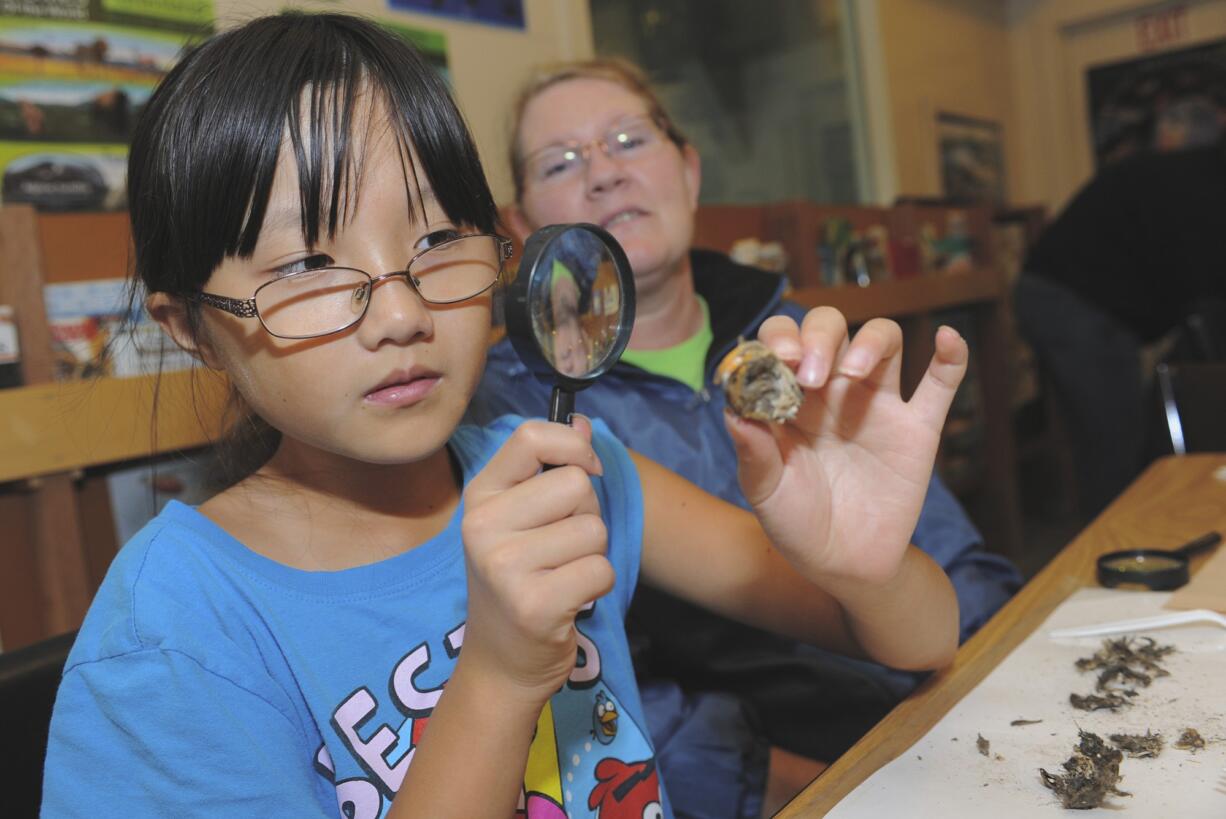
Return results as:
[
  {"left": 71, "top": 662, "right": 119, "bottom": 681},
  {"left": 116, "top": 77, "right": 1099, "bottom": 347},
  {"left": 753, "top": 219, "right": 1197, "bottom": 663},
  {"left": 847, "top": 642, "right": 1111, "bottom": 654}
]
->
[{"left": 43, "top": 416, "right": 669, "bottom": 819}]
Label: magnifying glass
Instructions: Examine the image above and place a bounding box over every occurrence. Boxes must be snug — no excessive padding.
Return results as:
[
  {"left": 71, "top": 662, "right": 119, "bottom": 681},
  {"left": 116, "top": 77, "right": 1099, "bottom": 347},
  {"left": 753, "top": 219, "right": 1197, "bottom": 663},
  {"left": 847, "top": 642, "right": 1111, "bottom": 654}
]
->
[
  {"left": 505, "top": 223, "right": 635, "bottom": 426},
  {"left": 1097, "top": 531, "right": 1222, "bottom": 590}
]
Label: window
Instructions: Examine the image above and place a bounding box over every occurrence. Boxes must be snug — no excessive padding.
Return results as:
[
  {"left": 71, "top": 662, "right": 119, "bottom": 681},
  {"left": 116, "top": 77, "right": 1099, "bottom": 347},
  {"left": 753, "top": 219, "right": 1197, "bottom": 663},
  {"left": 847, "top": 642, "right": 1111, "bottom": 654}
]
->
[{"left": 589, "top": 0, "right": 869, "bottom": 204}]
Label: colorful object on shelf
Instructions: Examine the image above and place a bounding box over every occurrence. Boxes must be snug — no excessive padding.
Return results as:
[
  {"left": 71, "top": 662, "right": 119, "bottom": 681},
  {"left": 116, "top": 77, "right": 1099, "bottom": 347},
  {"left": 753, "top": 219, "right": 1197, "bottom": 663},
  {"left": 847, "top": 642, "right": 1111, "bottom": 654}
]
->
[
  {"left": 0, "top": 304, "right": 21, "bottom": 388},
  {"left": 43, "top": 278, "right": 193, "bottom": 380},
  {"left": 729, "top": 237, "right": 788, "bottom": 274},
  {"left": 920, "top": 211, "right": 975, "bottom": 275},
  {"left": 818, "top": 217, "right": 853, "bottom": 286},
  {"left": 818, "top": 218, "right": 895, "bottom": 288},
  {"left": 889, "top": 236, "right": 922, "bottom": 279}
]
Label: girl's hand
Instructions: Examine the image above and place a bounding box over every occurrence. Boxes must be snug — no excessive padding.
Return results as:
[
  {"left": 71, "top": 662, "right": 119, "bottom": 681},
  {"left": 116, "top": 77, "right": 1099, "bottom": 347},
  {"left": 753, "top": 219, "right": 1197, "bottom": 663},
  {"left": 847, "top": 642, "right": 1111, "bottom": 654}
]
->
[
  {"left": 459, "top": 418, "right": 613, "bottom": 705},
  {"left": 725, "top": 308, "right": 968, "bottom": 586}
]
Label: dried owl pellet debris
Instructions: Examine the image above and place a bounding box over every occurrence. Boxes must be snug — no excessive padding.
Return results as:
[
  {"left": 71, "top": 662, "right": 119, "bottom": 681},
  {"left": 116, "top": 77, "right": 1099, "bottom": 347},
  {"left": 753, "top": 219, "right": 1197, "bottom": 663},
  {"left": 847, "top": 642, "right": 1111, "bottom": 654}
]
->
[
  {"left": 1173, "top": 727, "right": 1205, "bottom": 752},
  {"left": 1039, "top": 730, "right": 1130, "bottom": 810},
  {"left": 1069, "top": 636, "right": 1175, "bottom": 709},
  {"left": 1108, "top": 731, "right": 1163, "bottom": 758},
  {"left": 1069, "top": 692, "right": 1133, "bottom": 712}
]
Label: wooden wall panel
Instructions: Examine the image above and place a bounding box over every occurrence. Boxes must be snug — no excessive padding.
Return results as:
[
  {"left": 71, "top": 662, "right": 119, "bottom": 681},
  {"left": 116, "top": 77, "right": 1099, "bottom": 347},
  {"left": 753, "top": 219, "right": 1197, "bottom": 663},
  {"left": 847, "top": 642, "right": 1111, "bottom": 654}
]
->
[{"left": 37, "top": 212, "right": 132, "bottom": 283}]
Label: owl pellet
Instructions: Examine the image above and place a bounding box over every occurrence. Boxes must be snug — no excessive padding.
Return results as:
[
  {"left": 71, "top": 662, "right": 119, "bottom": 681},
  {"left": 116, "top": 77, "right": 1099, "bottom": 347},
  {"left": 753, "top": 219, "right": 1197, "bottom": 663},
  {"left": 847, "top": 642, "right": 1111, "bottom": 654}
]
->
[{"left": 714, "top": 339, "right": 803, "bottom": 424}]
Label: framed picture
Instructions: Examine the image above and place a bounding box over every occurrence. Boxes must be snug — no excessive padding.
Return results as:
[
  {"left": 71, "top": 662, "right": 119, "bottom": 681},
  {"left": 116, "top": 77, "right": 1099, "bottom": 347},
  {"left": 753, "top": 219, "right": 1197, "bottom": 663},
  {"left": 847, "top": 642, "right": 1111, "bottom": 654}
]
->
[
  {"left": 387, "top": 0, "right": 524, "bottom": 30},
  {"left": 1086, "top": 38, "right": 1226, "bottom": 168},
  {"left": 0, "top": 7, "right": 208, "bottom": 212},
  {"left": 936, "top": 112, "right": 1005, "bottom": 205}
]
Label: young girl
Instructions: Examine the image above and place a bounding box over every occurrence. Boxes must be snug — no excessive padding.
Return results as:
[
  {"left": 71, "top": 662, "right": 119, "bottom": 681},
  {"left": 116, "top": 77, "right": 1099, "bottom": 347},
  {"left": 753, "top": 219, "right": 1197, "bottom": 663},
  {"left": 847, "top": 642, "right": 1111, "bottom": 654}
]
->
[{"left": 43, "top": 13, "right": 964, "bottom": 818}]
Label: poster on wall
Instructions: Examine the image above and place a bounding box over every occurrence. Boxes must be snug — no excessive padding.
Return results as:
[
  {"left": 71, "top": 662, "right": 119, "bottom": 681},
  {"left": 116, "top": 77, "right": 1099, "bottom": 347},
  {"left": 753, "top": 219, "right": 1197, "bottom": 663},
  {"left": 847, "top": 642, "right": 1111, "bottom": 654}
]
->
[
  {"left": 935, "top": 111, "right": 1005, "bottom": 205},
  {"left": 387, "top": 0, "right": 523, "bottom": 30},
  {"left": 0, "top": 1, "right": 210, "bottom": 211},
  {"left": 1087, "top": 38, "right": 1226, "bottom": 168}
]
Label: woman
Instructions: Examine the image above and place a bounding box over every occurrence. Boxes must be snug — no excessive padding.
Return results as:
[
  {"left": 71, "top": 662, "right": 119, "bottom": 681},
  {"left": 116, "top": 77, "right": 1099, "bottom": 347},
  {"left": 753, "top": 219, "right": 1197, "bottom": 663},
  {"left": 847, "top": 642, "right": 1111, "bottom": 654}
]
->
[{"left": 468, "top": 58, "right": 1023, "bottom": 813}]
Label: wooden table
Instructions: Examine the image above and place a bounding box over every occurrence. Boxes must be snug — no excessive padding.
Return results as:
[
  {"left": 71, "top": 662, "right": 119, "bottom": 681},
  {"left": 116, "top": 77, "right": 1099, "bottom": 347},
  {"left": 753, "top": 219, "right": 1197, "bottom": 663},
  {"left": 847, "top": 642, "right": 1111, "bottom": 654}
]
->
[{"left": 779, "top": 453, "right": 1226, "bottom": 817}]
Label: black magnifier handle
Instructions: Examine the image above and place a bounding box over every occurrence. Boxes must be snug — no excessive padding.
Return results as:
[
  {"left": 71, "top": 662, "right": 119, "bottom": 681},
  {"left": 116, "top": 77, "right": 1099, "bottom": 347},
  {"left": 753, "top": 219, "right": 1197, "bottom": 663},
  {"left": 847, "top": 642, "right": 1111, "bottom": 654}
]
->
[
  {"left": 549, "top": 386, "right": 576, "bottom": 426},
  {"left": 542, "top": 387, "right": 577, "bottom": 473},
  {"left": 1174, "top": 531, "right": 1222, "bottom": 558}
]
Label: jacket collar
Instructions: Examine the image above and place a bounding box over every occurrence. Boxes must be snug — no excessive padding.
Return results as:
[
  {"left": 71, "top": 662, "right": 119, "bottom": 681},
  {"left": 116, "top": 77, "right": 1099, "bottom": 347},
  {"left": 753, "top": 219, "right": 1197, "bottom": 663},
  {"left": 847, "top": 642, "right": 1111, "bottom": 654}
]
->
[{"left": 690, "top": 249, "right": 788, "bottom": 374}]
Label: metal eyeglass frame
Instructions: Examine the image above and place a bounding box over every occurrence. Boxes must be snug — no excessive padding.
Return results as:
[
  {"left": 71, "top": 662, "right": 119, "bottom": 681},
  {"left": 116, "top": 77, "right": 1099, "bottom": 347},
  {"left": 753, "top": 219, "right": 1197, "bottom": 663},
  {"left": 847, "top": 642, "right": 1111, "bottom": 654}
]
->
[
  {"left": 521, "top": 114, "right": 668, "bottom": 186},
  {"left": 186, "top": 233, "right": 514, "bottom": 340}
]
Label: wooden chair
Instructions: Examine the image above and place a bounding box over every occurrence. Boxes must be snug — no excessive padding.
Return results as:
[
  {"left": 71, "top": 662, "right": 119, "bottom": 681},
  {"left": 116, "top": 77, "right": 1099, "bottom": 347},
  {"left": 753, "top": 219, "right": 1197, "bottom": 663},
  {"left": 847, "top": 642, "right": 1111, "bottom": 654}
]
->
[{"left": 0, "top": 630, "right": 76, "bottom": 815}]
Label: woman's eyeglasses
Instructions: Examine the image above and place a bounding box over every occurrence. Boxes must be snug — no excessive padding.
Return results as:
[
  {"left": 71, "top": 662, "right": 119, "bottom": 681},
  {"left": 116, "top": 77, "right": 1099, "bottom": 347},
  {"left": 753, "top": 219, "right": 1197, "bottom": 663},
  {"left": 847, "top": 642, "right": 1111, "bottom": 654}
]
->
[
  {"left": 523, "top": 115, "right": 666, "bottom": 188},
  {"left": 187, "top": 234, "right": 513, "bottom": 340}
]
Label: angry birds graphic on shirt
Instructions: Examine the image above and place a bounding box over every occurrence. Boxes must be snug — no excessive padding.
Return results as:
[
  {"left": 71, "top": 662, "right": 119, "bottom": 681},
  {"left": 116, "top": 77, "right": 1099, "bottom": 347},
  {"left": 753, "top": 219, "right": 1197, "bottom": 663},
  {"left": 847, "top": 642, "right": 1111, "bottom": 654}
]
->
[
  {"left": 592, "top": 691, "right": 618, "bottom": 745},
  {"left": 589, "top": 758, "right": 663, "bottom": 819},
  {"left": 518, "top": 683, "right": 659, "bottom": 817}
]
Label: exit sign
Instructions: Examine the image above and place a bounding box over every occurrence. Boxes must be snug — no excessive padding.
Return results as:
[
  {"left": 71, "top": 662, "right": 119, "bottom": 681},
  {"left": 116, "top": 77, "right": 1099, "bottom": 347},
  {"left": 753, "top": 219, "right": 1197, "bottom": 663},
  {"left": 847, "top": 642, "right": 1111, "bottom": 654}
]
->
[{"left": 1136, "top": 4, "right": 1189, "bottom": 51}]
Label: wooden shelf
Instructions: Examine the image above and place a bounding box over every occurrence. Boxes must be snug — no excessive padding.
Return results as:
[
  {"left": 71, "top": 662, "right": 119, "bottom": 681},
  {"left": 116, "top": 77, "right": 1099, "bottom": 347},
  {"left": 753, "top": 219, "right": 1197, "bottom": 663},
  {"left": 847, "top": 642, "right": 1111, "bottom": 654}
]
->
[
  {"left": 0, "top": 205, "right": 230, "bottom": 646},
  {"left": 37, "top": 211, "right": 132, "bottom": 283},
  {"left": 788, "top": 267, "right": 1004, "bottom": 324},
  {"left": 0, "top": 370, "right": 228, "bottom": 483}
]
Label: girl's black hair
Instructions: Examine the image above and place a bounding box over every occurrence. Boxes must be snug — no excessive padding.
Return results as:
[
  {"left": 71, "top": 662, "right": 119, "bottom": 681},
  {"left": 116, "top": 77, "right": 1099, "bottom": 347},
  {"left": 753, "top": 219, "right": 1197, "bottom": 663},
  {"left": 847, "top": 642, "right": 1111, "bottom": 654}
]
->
[
  {"left": 129, "top": 11, "right": 497, "bottom": 299},
  {"left": 128, "top": 12, "right": 498, "bottom": 484}
]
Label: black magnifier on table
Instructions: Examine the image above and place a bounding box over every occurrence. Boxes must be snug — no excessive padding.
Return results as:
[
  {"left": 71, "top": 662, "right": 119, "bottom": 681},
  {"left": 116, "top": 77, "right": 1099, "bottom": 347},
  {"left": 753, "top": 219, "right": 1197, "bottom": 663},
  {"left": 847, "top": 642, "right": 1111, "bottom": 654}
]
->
[
  {"left": 1096, "top": 531, "right": 1222, "bottom": 591},
  {"left": 505, "top": 223, "right": 636, "bottom": 428}
]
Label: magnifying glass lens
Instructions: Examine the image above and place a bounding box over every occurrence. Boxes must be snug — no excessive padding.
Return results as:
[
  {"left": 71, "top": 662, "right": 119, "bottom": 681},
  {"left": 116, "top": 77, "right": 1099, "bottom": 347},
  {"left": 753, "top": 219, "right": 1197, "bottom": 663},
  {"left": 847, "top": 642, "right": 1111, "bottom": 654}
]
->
[
  {"left": 1101, "top": 553, "right": 1185, "bottom": 574},
  {"left": 1097, "top": 549, "right": 1190, "bottom": 590},
  {"left": 1096, "top": 532, "right": 1220, "bottom": 591},
  {"left": 506, "top": 223, "right": 636, "bottom": 426}
]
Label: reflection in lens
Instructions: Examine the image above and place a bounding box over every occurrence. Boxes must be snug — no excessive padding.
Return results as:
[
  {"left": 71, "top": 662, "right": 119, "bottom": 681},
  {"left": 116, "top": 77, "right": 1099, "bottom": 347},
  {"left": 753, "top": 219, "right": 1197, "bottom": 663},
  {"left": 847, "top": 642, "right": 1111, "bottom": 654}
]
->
[
  {"left": 1102, "top": 553, "right": 1184, "bottom": 573},
  {"left": 549, "top": 263, "right": 589, "bottom": 376},
  {"left": 529, "top": 227, "right": 624, "bottom": 379},
  {"left": 256, "top": 268, "right": 370, "bottom": 338}
]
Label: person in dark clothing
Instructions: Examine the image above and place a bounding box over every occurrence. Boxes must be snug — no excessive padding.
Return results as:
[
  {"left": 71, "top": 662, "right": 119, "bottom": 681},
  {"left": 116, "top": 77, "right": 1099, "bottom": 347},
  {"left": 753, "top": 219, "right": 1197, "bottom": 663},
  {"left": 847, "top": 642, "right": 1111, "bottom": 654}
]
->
[
  {"left": 1016, "top": 139, "right": 1226, "bottom": 515},
  {"left": 468, "top": 57, "right": 1022, "bottom": 815}
]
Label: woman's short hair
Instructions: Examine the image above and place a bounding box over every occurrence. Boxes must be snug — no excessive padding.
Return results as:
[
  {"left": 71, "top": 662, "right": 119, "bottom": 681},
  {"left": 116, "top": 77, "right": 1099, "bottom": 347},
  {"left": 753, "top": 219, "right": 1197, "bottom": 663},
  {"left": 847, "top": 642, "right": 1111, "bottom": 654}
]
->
[{"left": 507, "top": 57, "right": 688, "bottom": 202}]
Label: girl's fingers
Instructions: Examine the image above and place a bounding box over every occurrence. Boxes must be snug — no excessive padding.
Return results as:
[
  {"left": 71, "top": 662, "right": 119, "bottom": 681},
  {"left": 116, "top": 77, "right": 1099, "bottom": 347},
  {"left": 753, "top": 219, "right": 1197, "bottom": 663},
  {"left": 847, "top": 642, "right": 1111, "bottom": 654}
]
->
[
  {"left": 536, "top": 554, "right": 617, "bottom": 615},
  {"left": 466, "top": 420, "right": 601, "bottom": 503},
  {"left": 468, "top": 463, "right": 601, "bottom": 534},
  {"left": 909, "top": 325, "right": 969, "bottom": 428},
  {"left": 836, "top": 318, "right": 904, "bottom": 392},
  {"left": 570, "top": 412, "right": 594, "bottom": 441},
  {"left": 502, "top": 513, "right": 608, "bottom": 571}
]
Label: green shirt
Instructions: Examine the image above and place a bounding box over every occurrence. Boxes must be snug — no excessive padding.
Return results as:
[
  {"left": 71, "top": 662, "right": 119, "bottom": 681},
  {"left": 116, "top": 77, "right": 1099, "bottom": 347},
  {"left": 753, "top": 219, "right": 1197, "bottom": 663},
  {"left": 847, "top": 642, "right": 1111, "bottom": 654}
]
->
[{"left": 620, "top": 296, "right": 713, "bottom": 393}]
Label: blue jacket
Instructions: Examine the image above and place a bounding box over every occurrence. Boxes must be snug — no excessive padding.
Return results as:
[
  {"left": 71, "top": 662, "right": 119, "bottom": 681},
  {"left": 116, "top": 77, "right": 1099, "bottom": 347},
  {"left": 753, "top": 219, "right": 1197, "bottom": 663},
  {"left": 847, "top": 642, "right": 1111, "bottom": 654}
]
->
[{"left": 468, "top": 249, "right": 1022, "bottom": 758}]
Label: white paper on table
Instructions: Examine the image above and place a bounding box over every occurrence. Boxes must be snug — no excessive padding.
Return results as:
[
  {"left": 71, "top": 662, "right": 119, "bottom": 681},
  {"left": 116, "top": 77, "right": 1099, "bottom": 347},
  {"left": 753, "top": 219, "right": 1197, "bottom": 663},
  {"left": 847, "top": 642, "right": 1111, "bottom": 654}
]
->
[{"left": 827, "top": 588, "right": 1226, "bottom": 817}]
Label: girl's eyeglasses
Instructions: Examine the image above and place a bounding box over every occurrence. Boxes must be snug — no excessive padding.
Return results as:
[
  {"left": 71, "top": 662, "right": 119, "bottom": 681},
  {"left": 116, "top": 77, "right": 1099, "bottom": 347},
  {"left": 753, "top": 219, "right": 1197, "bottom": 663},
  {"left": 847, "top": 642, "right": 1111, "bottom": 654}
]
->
[{"left": 186, "top": 234, "right": 513, "bottom": 340}]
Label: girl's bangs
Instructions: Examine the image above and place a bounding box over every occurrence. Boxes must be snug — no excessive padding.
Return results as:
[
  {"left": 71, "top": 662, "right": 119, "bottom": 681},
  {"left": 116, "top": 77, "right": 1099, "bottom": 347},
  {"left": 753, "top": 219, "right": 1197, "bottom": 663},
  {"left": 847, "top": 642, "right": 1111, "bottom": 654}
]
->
[
  {"left": 235, "top": 68, "right": 488, "bottom": 260},
  {"left": 129, "top": 13, "right": 497, "bottom": 294}
]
